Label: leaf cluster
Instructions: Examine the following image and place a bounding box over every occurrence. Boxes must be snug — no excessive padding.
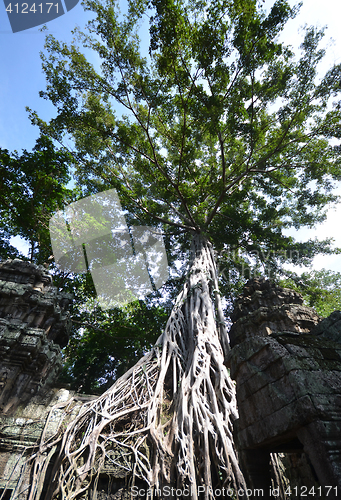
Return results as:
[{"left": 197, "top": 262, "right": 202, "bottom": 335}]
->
[
  {"left": 58, "top": 280, "right": 169, "bottom": 393},
  {"left": 280, "top": 269, "right": 341, "bottom": 318},
  {"left": 0, "top": 135, "right": 75, "bottom": 263}
]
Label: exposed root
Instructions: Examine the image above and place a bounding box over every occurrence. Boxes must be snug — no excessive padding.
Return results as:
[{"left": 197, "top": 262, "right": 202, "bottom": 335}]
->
[{"left": 20, "top": 234, "right": 248, "bottom": 499}]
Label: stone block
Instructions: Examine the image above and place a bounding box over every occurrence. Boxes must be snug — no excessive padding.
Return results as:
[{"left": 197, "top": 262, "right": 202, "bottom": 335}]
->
[
  {"left": 1, "top": 330, "right": 21, "bottom": 347},
  {"left": 238, "top": 394, "right": 317, "bottom": 449},
  {"left": 293, "top": 369, "right": 341, "bottom": 398},
  {"left": 20, "top": 335, "right": 41, "bottom": 350},
  {"left": 309, "top": 394, "right": 341, "bottom": 421}
]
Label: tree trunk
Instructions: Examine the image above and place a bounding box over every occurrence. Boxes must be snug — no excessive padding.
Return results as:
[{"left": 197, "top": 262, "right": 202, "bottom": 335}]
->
[{"left": 25, "top": 234, "right": 247, "bottom": 500}]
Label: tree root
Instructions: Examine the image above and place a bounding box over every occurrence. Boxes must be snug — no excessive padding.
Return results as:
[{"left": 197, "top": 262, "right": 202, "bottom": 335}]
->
[{"left": 21, "top": 234, "right": 248, "bottom": 500}]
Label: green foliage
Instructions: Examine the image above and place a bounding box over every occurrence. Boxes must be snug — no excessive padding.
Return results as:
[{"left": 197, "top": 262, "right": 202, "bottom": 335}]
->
[
  {"left": 0, "top": 135, "right": 75, "bottom": 263},
  {"left": 58, "top": 279, "right": 169, "bottom": 393},
  {"left": 28, "top": 0, "right": 341, "bottom": 270},
  {"left": 52, "top": 266, "right": 172, "bottom": 394},
  {"left": 280, "top": 269, "right": 341, "bottom": 318},
  {"left": 50, "top": 256, "right": 172, "bottom": 393}
]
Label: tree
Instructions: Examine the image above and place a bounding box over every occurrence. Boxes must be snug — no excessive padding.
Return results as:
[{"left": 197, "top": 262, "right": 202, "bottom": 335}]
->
[
  {"left": 0, "top": 135, "right": 74, "bottom": 263},
  {"left": 0, "top": 137, "right": 170, "bottom": 397},
  {"left": 23, "top": 0, "right": 341, "bottom": 498}
]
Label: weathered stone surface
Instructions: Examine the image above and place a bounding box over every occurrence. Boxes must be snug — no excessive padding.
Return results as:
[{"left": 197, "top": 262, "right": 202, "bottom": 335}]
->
[
  {"left": 0, "top": 259, "right": 72, "bottom": 414},
  {"left": 311, "top": 310, "right": 341, "bottom": 344},
  {"left": 0, "top": 259, "right": 72, "bottom": 347},
  {"left": 229, "top": 278, "right": 320, "bottom": 348},
  {"left": 0, "top": 387, "right": 91, "bottom": 497},
  {"left": 228, "top": 277, "right": 341, "bottom": 499}
]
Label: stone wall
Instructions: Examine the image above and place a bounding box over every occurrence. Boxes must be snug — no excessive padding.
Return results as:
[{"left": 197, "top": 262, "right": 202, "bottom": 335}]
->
[
  {"left": 0, "top": 387, "right": 86, "bottom": 499},
  {"left": 0, "top": 260, "right": 77, "bottom": 499},
  {"left": 228, "top": 278, "right": 341, "bottom": 500}
]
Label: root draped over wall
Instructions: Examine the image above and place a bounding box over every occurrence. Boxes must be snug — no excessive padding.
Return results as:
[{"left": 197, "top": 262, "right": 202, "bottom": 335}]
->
[{"left": 20, "top": 234, "right": 247, "bottom": 500}]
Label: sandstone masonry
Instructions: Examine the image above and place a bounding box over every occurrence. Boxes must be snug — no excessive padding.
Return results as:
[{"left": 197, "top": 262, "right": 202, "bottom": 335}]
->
[
  {"left": 0, "top": 260, "right": 79, "bottom": 498},
  {"left": 228, "top": 278, "right": 341, "bottom": 500},
  {"left": 1, "top": 263, "right": 341, "bottom": 499}
]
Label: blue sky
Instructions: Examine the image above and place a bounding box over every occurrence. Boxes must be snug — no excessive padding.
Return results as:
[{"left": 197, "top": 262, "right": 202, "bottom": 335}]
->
[
  {"left": 1, "top": 0, "right": 341, "bottom": 272},
  {"left": 0, "top": 0, "right": 91, "bottom": 152}
]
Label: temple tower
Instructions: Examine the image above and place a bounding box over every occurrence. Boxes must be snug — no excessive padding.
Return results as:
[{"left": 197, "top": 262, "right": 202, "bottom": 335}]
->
[
  {"left": 228, "top": 278, "right": 341, "bottom": 500},
  {"left": 0, "top": 259, "right": 72, "bottom": 414}
]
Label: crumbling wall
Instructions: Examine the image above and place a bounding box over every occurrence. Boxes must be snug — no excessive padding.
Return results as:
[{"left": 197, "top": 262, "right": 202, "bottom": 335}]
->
[
  {"left": 0, "top": 259, "right": 77, "bottom": 498},
  {"left": 0, "top": 259, "right": 72, "bottom": 414},
  {"left": 228, "top": 278, "right": 341, "bottom": 500},
  {"left": 0, "top": 388, "right": 82, "bottom": 498}
]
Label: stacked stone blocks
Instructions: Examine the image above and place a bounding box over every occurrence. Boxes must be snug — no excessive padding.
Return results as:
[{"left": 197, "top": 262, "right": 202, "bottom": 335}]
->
[
  {"left": 228, "top": 278, "right": 341, "bottom": 499},
  {"left": 0, "top": 259, "right": 72, "bottom": 414}
]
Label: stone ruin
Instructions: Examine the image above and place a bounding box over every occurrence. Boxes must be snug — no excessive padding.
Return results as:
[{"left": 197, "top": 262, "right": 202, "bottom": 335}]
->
[
  {"left": 0, "top": 262, "right": 341, "bottom": 499},
  {"left": 228, "top": 278, "right": 341, "bottom": 499},
  {"left": 0, "top": 259, "right": 82, "bottom": 499},
  {"left": 0, "top": 259, "right": 72, "bottom": 414}
]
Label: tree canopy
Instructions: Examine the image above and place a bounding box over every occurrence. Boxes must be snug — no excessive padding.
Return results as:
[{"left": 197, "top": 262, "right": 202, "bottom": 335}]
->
[
  {"left": 1, "top": 0, "right": 340, "bottom": 396},
  {"left": 0, "top": 135, "right": 74, "bottom": 263},
  {"left": 28, "top": 0, "right": 341, "bottom": 272},
  {"left": 23, "top": 0, "right": 341, "bottom": 394}
]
